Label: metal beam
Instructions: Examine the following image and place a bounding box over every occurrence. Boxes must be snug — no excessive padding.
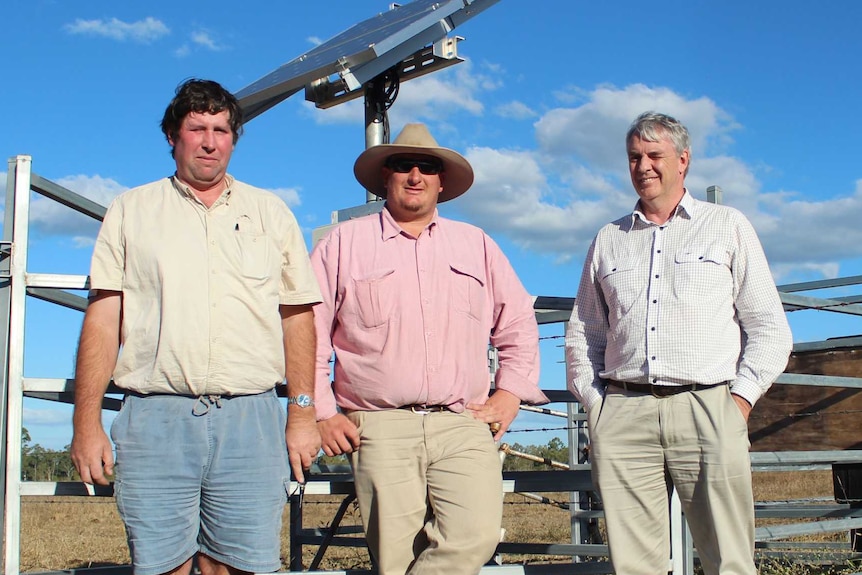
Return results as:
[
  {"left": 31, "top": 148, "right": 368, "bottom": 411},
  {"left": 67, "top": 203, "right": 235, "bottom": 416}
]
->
[
  {"left": 30, "top": 173, "right": 106, "bottom": 221},
  {"left": 780, "top": 292, "right": 862, "bottom": 316},
  {"left": 26, "top": 287, "right": 88, "bottom": 313},
  {"left": 775, "top": 372, "right": 862, "bottom": 388},
  {"left": 778, "top": 275, "right": 862, "bottom": 293}
]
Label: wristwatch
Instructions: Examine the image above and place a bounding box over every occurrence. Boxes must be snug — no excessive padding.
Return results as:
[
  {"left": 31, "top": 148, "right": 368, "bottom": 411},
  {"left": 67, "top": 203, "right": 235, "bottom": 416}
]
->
[{"left": 287, "top": 394, "right": 314, "bottom": 408}]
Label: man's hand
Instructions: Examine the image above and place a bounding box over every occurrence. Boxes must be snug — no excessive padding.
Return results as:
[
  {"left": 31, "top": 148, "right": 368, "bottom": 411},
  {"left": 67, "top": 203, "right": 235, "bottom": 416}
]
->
[
  {"left": 70, "top": 425, "right": 114, "bottom": 486},
  {"left": 731, "top": 393, "right": 753, "bottom": 422},
  {"left": 286, "top": 415, "right": 321, "bottom": 484},
  {"left": 71, "top": 291, "right": 121, "bottom": 487},
  {"left": 318, "top": 413, "right": 360, "bottom": 456},
  {"left": 466, "top": 389, "right": 522, "bottom": 441}
]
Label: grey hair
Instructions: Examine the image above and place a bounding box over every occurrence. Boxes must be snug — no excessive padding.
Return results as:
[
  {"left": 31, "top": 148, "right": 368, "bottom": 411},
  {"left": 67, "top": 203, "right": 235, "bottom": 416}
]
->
[{"left": 626, "top": 112, "right": 691, "bottom": 175}]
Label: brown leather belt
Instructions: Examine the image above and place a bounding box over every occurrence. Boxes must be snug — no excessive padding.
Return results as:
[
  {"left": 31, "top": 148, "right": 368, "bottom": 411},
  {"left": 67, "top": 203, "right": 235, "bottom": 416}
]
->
[
  {"left": 400, "top": 404, "right": 450, "bottom": 414},
  {"left": 608, "top": 380, "right": 727, "bottom": 397}
]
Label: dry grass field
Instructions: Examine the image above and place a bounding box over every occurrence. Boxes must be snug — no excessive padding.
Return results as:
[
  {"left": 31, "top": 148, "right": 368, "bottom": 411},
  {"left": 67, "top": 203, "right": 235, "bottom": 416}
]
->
[{"left": 16, "top": 469, "right": 861, "bottom": 574}]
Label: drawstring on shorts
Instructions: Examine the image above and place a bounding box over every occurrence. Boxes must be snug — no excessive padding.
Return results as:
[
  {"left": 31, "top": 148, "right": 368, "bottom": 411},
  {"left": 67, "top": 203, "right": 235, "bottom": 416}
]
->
[{"left": 192, "top": 394, "right": 223, "bottom": 416}]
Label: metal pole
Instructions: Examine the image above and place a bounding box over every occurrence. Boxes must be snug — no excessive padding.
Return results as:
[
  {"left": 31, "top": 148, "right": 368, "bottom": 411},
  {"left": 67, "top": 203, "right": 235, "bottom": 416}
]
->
[
  {"left": 363, "top": 69, "right": 398, "bottom": 203},
  {"left": 706, "top": 185, "right": 723, "bottom": 205},
  {"left": 567, "top": 318, "right": 596, "bottom": 561},
  {"left": 3, "top": 155, "right": 33, "bottom": 575},
  {"left": 0, "top": 157, "right": 17, "bottom": 565}
]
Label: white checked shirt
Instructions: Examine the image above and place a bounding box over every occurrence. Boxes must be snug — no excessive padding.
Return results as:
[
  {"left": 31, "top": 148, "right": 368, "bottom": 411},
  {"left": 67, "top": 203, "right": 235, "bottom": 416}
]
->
[{"left": 565, "top": 191, "right": 792, "bottom": 410}]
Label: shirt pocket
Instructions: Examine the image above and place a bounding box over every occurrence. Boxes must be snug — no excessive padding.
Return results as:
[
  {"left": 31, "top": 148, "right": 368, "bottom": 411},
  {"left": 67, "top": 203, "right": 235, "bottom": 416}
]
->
[
  {"left": 673, "top": 244, "right": 731, "bottom": 298},
  {"left": 351, "top": 268, "right": 396, "bottom": 329},
  {"left": 597, "top": 257, "right": 639, "bottom": 314},
  {"left": 450, "top": 262, "right": 486, "bottom": 322},
  {"left": 237, "top": 231, "right": 275, "bottom": 280}
]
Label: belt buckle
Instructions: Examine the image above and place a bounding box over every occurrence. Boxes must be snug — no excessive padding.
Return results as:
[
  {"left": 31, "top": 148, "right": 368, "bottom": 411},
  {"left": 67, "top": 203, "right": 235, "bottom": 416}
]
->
[{"left": 410, "top": 405, "right": 432, "bottom": 415}]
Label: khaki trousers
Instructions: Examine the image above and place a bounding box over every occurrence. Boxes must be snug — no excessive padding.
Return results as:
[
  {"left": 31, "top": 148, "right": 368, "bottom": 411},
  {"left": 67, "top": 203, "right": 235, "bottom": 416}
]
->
[
  {"left": 589, "top": 384, "right": 756, "bottom": 575},
  {"left": 347, "top": 409, "right": 502, "bottom": 575}
]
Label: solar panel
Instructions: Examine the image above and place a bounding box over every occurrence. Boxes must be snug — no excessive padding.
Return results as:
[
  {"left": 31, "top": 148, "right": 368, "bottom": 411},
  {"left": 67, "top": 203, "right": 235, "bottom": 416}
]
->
[{"left": 236, "top": 0, "right": 500, "bottom": 121}]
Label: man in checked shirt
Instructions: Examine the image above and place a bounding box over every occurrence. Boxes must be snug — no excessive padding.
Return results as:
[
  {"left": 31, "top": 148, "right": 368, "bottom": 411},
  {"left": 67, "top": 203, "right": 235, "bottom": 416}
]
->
[{"left": 566, "top": 111, "right": 792, "bottom": 575}]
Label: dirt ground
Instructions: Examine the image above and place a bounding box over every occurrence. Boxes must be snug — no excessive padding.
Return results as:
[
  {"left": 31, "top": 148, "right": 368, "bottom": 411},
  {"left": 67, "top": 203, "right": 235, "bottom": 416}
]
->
[{"left": 16, "top": 469, "right": 855, "bottom": 573}]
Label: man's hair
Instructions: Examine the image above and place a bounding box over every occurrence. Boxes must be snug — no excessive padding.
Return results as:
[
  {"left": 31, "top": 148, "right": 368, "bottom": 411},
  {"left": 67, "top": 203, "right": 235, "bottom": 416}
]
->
[
  {"left": 626, "top": 111, "right": 691, "bottom": 175},
  {"left": 160, "top": 79, "right": 244, "bottom": 156}
]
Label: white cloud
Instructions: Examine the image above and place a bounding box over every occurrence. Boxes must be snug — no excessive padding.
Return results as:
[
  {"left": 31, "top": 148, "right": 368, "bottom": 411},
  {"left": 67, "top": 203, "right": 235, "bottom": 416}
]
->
[
  {"left": 269, "top": 187, "right": 301, "bottom": 208},
  {"left": 64, "top": 17, "right": 170, "bottom": 44},
  {"left": 535, "top": 83, "right": 738, "bottom": 173},
  {"left": 455, "top": 84, "right": 862, "bottom": 281},
  {"left": 23, "top": 407, "right": 70, "bottom": 426},
  {"left": 494, "top": 100, "right": 538, "bottom": 120},
  {"left": 0, "top": 171, "right": 119, "bottom": 241},
  {"left": 307, "top": 36, "right": 324, "bottom": 46},
  {"left": 175, "top": 29, "right": 224, "bottom": 57},
  {"left": 191, "top": 30, "right": 221, "bottom": 51},
  {"left": 453, "top": 147, "right": 630, "bottom": 260},
  {"left": 30, "top": 175, "right": 126, "bottom": 240}
]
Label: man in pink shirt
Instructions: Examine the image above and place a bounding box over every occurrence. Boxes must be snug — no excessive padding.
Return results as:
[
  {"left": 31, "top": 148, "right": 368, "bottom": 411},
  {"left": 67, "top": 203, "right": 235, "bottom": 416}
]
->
[{"left": 311, "top": 123, "right": 547, "bottom": 575}]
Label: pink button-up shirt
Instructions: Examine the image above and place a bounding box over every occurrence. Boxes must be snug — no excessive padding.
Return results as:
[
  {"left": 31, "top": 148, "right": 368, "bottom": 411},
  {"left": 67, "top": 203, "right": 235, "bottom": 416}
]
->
[{"left": 311, "top": 207, "right": 546, "bottom": 420}]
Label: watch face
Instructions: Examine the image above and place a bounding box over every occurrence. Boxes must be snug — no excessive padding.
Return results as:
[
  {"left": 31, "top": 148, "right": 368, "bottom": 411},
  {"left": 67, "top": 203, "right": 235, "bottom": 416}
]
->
[{"left": 291, "top": 394, "right": 313, "bottom": 408}]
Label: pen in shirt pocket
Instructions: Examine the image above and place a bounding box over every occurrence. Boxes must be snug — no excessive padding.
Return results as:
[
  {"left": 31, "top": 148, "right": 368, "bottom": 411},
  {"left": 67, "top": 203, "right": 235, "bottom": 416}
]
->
[{"left": 234, "top": 214, "right": 252, "bottom": 232}]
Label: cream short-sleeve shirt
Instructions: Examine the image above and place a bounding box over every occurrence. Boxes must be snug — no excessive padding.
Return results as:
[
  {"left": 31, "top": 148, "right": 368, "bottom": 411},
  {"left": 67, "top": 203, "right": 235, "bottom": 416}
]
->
[{"left": 89, "top": 175, "right": 322, "bottom": 396}]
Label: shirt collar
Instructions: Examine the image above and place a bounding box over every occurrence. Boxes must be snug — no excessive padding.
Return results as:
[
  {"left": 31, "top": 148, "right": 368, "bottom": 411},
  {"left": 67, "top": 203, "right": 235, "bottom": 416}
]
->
[
  {"left": 380, "top": 205, "right": 439, "bottom": 240},
  {"left": 171, "top": 173, "right": 234, "bottom": 207},
  {"left": 627, "top": 188, "right": 695, "bottom": 230}
]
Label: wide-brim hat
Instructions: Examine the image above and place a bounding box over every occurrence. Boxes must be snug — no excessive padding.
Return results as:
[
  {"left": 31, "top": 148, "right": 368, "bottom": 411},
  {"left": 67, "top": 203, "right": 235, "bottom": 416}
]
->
[{"left": 353, "top": 123, "right": 474, "bottom": 203}]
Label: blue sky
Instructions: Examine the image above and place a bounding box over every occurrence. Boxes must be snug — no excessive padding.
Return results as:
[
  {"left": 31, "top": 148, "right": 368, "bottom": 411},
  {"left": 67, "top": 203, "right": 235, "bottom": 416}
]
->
[{"left": 4, "top": 0, "right": 862, "bottom": 450}]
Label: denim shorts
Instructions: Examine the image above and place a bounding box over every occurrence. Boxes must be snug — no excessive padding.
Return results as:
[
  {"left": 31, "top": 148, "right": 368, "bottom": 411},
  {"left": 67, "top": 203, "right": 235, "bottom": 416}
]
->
[{"left": 111, "top": 389, "right": 290, "bottom": 575}]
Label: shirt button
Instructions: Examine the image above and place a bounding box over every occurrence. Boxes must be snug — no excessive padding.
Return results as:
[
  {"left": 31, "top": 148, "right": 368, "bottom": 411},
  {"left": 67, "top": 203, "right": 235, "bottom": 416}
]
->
[
  {"left": 655, "top": 274, "right": 659, "bottom": 279},
  {"left": 650, "top": 327, "right": 656, "bottom": 331}
]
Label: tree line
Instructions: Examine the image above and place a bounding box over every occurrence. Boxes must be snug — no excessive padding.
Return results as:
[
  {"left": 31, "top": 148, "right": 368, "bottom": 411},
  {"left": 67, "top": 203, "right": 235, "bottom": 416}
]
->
[
  {"left": 21, "top": 428, "right": 79, "bottom": 482},
  {"left": 20, "top": 429, "right": 571, "bottom": 481}
]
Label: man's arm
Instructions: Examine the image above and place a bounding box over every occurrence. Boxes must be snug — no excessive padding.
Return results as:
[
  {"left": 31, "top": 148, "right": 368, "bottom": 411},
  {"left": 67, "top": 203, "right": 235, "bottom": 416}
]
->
[
  {"left": 70, "top": 290, "right": 121, "bottom": 486},
  {"left": 468, "top": 236, "right": 546, "bottom": 440},
  {"left": 309, "top": 233, "right": 361, "bottom": 456},
  {"left": 565, "top": 238, "right": 609, "bottom": 411},
  {"left": 730, "top": 216, "right": 793, "bottom": 412},
  {"left": 282, "top": 304, "right": 320, "bottom": 484}
]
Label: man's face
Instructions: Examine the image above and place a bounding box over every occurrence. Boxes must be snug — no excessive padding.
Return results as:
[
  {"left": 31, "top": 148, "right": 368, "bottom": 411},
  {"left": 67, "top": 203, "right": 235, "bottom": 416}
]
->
[
  {"left": 169, "top": 110, "right": 235, "bottom": 193},
  {"left": 627, "top": 133, "right": 689, "bottom": 207},
  {"left": 383, "top": 154, "right": 444, "bottom": 222}
]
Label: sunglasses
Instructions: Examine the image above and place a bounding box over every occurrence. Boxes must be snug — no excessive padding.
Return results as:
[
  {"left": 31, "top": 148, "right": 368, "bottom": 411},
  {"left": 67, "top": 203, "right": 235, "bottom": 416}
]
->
[{"left": 385, "top": 157, "right": 444, "bottom": 175}]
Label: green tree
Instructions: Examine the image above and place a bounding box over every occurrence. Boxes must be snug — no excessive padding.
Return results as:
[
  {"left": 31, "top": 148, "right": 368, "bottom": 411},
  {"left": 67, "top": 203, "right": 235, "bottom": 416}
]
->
[{"left": 20, "top": 427, "right": 80, "bottom": 481}]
